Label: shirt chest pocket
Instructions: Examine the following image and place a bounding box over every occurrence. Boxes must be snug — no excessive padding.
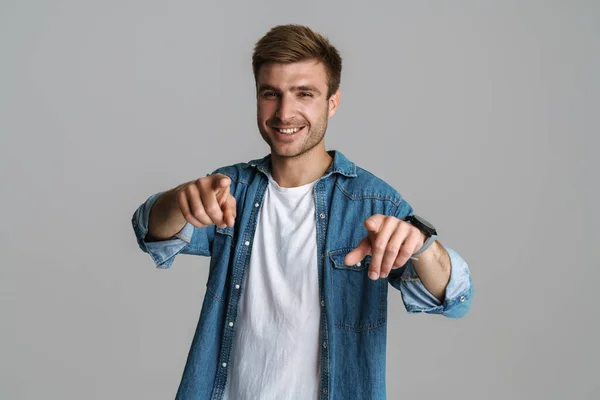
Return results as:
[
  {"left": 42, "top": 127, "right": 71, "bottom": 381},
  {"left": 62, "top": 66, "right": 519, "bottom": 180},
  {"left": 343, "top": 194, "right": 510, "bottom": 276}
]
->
[
  {"left": 328, "top": 248, "right": 387, "bottom": 332},
  {"left": 206, "top": 226, "right": 236, "bottom": 302}
]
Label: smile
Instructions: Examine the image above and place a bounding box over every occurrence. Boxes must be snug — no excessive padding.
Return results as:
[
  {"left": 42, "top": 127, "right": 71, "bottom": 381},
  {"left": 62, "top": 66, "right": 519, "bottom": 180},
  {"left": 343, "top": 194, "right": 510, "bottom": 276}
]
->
[{"left": 274, "top": 126, "right": 305, "bottom": 134}]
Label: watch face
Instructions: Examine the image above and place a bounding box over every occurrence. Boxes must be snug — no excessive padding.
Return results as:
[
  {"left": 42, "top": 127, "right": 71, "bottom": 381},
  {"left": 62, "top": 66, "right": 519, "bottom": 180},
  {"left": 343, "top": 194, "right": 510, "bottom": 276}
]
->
[{"left": 415, "top": 215, "right": 435, "bottom": 231}]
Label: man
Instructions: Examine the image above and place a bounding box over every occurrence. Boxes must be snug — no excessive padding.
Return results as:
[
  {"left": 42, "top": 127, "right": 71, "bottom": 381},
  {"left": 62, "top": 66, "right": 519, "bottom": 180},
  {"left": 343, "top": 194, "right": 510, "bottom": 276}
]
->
[{"left": 132, "top": 24, "right": 473, "bottom": 400}]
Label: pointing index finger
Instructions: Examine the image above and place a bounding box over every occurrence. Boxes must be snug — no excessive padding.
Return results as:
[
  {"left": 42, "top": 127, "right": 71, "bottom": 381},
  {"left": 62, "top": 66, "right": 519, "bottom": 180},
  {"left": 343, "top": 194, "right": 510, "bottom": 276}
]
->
[
  {"left": 344, "top": 237, "right": 371, "bottom": 266},
  {"left": 364, "top": 214, "right": 384, "bottom": 233}
]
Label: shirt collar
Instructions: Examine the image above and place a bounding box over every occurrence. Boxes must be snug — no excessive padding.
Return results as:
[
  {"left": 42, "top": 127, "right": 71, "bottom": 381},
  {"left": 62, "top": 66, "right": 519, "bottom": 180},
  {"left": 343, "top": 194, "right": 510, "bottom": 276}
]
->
[{"left": 248, "top": 150, "right": 357, "bottom": 178}]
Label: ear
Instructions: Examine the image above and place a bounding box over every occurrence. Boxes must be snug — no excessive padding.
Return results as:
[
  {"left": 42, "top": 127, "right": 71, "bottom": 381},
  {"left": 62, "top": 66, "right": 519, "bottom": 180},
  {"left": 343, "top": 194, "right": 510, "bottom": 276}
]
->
[{"left": 327, "top": 89, "right": 341, "bottom": 119}]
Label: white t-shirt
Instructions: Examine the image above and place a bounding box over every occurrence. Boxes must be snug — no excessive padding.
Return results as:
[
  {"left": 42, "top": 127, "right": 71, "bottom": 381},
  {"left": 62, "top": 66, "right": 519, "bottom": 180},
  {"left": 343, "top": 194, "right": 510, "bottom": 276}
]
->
[{"left": 222, "top": 174, "right": 320, "bottom": 400}]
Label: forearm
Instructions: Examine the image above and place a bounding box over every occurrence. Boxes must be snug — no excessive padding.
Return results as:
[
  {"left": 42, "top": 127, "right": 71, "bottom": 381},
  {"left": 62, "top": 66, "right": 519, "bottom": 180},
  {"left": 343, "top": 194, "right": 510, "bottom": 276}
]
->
[
  {"left": 147, "top": 188, "right": 187, "bottom": 241},
  {"left": 411, "top": 241, "right": 451, "bottom": 302}
]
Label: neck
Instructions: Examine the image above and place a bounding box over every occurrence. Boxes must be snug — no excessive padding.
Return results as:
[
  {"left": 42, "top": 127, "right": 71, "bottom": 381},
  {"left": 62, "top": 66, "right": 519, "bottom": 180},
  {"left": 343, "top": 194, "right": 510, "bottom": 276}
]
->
[{"left": 270, "top": 144, "right": 332, "bottom": 188}]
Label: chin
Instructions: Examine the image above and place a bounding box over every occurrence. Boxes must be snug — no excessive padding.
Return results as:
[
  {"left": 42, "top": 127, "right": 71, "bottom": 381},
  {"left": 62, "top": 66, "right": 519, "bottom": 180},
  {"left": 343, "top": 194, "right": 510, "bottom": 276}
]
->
[{"left": 271, "top": 147, "right": 301, "bottom": 158}]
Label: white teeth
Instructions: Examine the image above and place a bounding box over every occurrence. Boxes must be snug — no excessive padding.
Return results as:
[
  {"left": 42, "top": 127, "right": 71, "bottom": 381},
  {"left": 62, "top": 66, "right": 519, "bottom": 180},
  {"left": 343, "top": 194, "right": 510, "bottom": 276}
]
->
[{"left": 277, "top": 127, "right": 301, "bottom": 134}]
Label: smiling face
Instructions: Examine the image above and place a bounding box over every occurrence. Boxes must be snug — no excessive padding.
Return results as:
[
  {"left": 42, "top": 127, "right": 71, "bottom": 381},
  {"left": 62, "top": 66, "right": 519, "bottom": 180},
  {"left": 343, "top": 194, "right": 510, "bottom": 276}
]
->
[{"left": 256, "top": 60, "right": 340, "bottom": 159}]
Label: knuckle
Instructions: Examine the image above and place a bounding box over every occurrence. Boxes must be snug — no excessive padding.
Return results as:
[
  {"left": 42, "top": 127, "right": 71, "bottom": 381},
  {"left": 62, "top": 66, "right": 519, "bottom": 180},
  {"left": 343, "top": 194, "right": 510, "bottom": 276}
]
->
[
  {"left": 399, "top": 247, "right": 413, "bottom": 257},
  {"left": 197, "top": 177, "right": 210, "bottom": 189},
  {"left": 192, "top": 210, "right": 205, "bottom": 220},
  {"left": 398, "top": 221, "right": 410, "bottom": 231},
  {"left": 385, "top": 246, "right": 399, "bottom": 256},
  {"left": 181, "top": 211, "right": 191, "bottom": 219},
  {"left": 205, "top": 204, "right": 221, "bottom": 215},
  {"left": 410, "top": 226, "right": 422, "bottom": 236},
  {"left": 372, "top": 241, "right": 387, "bottom": 252},
  {"left": 185, "top": 185, "right": 198, "bottom": 197}
]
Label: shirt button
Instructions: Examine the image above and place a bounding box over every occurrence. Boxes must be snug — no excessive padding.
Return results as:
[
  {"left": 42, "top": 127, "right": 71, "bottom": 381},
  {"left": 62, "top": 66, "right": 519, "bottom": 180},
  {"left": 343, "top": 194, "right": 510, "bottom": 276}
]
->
[
  {"left": 254, "top": 203, "right": 259, "bottom": 208},
  {"left": 460, "top": 296, "right": 466, "bottom": 302},
  {"left": 356, "top": 261, "right": 361, "bottom": 267},
  {"left": 322, "top": 388, "right": 328, "bottom": 395},
  {"left": 244, "top": 241, "right": 250, "bottom": 246},
  {"left": 235, "top": 284, "right": 240, "bottom": 289},
  {"left": 320, "top": 300, "right": 325, "bottom": 307},
  {"left": 319, "top": 213, "right": 326, "bottom": 219},
  {"left": 222, "top": 363, "right": 227, "bottom": 368},
  {"left": 322, "top": 342, "right": 327, "bottom": 349},
  {"left": 229, "top": 322, "right": 234, "bottom": 327}
]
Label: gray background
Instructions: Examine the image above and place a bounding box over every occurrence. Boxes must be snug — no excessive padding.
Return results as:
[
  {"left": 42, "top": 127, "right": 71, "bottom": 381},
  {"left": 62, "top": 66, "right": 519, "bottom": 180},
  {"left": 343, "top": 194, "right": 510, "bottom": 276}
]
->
[{"left": 1, "top": 0, "right": 598, "bottom": 399}]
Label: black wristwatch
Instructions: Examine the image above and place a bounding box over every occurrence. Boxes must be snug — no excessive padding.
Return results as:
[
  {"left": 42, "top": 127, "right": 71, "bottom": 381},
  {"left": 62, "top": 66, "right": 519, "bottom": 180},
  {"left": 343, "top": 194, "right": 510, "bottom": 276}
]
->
[{"left": 404, "top": 215, "right": 438, "bottom": 255}]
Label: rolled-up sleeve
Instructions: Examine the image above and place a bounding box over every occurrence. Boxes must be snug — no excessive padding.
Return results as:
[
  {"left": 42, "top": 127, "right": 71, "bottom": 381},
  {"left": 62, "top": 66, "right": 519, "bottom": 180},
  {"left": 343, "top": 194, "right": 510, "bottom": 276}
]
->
[
  {"left": 131, "top": 192, "right": 212, "bottom": 269},
  {"left": 390, "top": 199, "right": 473, "bottom": 318},
  {"left": 391, "top": 246, "right": 473, "bottom": 318}
]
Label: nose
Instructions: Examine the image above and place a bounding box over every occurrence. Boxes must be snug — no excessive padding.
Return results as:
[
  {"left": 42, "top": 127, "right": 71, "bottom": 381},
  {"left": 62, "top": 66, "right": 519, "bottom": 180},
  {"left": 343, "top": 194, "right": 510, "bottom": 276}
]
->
[{"left": 275, "top": 95, "right": 295, "bottom": 123}]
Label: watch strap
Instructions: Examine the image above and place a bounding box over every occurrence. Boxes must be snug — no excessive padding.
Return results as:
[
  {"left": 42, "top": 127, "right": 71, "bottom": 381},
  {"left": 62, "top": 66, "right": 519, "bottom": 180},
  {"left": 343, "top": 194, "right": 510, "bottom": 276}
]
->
[{"left": 413, "top": 234, "right": 438, "bottom": 256}]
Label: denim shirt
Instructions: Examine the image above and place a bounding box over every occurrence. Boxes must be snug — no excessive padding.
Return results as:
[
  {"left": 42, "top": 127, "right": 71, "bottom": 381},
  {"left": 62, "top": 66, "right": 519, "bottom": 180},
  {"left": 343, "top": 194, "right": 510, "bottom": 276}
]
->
[{"left": 132, "top": 151, "right": 473, "bottom": 400}]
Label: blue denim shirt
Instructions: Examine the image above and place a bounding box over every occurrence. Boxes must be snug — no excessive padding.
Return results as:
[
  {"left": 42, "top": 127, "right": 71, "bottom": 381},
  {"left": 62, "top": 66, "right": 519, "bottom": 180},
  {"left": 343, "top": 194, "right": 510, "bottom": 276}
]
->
[{"left": 132, "top": 151, "right": 473, "bottom": 400}]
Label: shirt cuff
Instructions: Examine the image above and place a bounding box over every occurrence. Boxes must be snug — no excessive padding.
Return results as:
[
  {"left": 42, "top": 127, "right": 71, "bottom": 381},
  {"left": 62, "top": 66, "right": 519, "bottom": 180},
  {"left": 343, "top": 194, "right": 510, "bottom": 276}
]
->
[
  {"left": 398, "top": 246, "right": 473, "bottom": 318},
  {"left": 131, "top": 192, "right": 194, "bottom": 269}
]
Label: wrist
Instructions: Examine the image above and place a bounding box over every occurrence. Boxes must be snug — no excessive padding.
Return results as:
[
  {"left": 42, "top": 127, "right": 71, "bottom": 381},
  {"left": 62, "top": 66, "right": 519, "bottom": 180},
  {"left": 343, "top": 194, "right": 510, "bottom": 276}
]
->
[{"left": 413, "top": 234, "right": 438, "bottom": 256}]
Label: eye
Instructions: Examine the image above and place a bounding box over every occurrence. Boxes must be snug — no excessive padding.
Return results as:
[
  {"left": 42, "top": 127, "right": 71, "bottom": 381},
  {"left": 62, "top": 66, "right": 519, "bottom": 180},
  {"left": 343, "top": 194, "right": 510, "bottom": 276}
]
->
[
  {"left": 299, "top": 92, "right": 313, "bottom": 98},
  {"left": 262, "top": 91, "right": 278, "bottom": 99}
]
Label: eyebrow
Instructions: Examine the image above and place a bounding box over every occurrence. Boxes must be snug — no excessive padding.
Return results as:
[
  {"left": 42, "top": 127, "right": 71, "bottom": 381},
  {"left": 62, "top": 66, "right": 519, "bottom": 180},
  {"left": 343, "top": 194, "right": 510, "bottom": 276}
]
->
[
  {"left": 291, "top": 85, "right": 321, "bottom": 95},
  {"left": 258, "top": 84, "right": 322, "bottom": 96}
]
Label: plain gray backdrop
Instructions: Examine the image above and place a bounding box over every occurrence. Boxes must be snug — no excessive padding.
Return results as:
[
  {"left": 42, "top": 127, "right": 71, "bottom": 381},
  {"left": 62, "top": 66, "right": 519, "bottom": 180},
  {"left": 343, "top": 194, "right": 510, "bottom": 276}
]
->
[{"left": 1, "top": 1, "right": 598, "bottom": 399}]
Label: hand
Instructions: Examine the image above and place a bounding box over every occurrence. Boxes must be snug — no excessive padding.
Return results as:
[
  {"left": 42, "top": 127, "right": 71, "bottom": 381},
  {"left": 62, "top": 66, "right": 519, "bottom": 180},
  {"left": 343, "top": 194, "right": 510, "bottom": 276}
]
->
[
  {"left": 344, "top": 214, "right": 425, "bottom": 280},
  {"left": 175, "top": 173, "right": 237, "bottom": 229}
]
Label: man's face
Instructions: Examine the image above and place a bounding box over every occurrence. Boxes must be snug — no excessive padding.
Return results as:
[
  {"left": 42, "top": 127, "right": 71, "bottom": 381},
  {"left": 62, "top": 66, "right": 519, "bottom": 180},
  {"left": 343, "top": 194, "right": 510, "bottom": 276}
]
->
[{"left": 256, "top": 60, "right": 340, "bottom": 158}]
